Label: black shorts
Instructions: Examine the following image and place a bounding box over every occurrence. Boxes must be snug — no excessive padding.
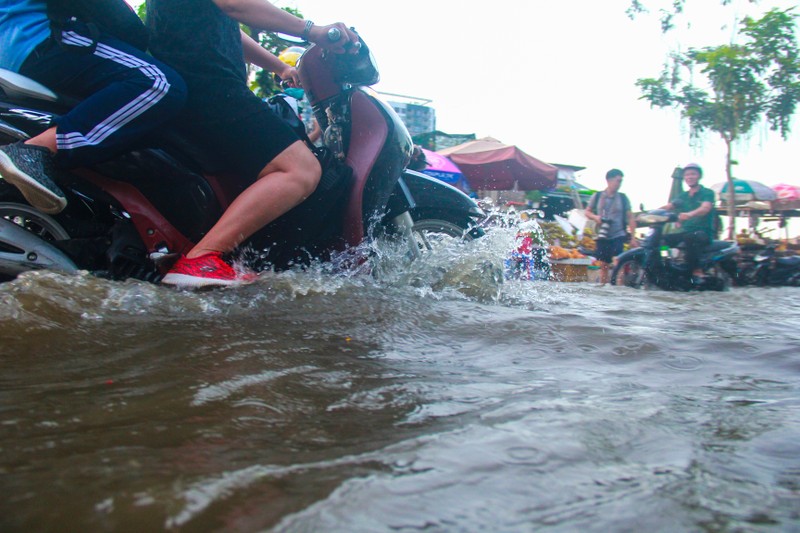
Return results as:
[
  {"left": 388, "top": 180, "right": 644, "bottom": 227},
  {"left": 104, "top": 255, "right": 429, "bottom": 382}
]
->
[
  {"left": 177, "top": 93, "right": 300, "bottom": 186},
  {"left": 594, "top": 236, "right": 626, "bottom": 263}
]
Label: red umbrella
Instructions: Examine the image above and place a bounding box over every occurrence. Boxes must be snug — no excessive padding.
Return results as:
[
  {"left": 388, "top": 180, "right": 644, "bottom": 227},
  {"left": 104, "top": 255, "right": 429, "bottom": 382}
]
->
[{"left": 437, "top": 137, "right": 557, "bottom": 191}]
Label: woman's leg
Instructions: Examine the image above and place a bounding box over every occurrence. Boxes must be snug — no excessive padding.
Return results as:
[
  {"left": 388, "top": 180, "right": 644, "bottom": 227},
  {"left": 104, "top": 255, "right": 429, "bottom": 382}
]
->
[{"left": 187, "top": 141, "right": 321, "bottom": 258}]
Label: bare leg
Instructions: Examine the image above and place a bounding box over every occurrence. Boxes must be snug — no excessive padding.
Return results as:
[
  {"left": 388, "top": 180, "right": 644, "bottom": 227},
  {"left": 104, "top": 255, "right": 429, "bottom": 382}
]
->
[
  {"left": 24, "top": 126, "right": 57, "bottom": 153},
  {"left": 187, "top": 140, "right": 321, "bottom": 258}
]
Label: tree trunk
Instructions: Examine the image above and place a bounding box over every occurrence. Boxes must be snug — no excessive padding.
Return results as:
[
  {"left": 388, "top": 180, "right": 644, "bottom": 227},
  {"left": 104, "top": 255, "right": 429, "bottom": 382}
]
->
[{"left": 725, "top": 139, "right": 736, "bottom": 240}]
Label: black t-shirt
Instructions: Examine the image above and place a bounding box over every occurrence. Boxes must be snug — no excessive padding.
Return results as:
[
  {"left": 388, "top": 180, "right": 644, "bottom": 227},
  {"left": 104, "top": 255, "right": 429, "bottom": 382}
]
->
[{"left": 146, "top": 0, "right": 264, "bottom": 122}]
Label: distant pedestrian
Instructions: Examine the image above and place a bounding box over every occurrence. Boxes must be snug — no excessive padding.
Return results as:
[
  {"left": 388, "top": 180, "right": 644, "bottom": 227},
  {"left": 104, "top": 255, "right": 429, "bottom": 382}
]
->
[{"left": 585, "top": 168, "right": 636, "bottom": 284}]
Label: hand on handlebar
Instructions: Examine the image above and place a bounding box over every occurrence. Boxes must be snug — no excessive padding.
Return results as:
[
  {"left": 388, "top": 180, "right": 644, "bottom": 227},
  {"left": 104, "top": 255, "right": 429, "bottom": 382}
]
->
[
  {"left": 278, "top": 66, "right": 300, "bottom": 87},
  {"left": 310, "top": 23, "right": 360, "bottom": 53}
]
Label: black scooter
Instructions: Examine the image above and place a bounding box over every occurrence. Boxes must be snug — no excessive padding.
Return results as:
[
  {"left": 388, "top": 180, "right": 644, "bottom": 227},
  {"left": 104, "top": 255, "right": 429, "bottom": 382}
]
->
[
  {"left": 611, "top": 210, "right": 739, "bottom": 291},
  {"left": 738, "top": 245, "right": 800, "bottom": 286}
]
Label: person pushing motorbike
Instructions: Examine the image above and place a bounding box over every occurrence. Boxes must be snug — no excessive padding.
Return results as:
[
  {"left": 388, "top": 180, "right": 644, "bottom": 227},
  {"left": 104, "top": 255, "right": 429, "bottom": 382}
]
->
[{"left": 660, "top": 162, "right": 716, "bottom": 283}]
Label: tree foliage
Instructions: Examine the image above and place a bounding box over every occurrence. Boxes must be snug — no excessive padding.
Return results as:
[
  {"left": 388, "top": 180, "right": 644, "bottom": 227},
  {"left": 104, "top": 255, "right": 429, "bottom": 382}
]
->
[
  {"left": 638, "top": 8, "right": 799, "bottom": 143},
  {"left": 627, "top": 0, "right": 758, "bottom": 32}
]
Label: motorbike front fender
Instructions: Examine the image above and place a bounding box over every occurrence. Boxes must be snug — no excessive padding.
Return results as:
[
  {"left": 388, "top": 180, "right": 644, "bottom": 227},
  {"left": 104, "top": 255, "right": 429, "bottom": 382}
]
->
[
  {"left": 615, "top": 247, "right": 648, "bottom": 264},
  {"left": 385, "top": 169, "right": 484, "bottom": 222}
]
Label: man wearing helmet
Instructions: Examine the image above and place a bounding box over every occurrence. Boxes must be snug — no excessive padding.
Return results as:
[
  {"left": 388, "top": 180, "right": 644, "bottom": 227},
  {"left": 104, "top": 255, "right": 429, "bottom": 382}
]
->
[{"left": 661, "top": 163, "right": 716, "bottom": 282}]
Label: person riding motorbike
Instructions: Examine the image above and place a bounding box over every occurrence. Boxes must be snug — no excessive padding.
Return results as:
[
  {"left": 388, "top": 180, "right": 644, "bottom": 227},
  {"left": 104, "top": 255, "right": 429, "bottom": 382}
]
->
[
  {"left": 0, "top": 0, "right": 187, "bottom": 215},
  {"left": 660, "top": 162, "right": 716, "bottom": 283},
  {"left": 272, "top": 46, "right": 322, "bottom": 144},
  {"left": 147, "top": 0, "right": 359, "bottom": 288}
]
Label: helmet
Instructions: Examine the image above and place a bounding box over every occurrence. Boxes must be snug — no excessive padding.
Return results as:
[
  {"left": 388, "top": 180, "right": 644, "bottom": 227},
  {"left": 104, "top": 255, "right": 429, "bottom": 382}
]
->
[
  {"left": 278, "top": 46, "right": 305, "bottom": 67},
  {"left": 682, "top": 162, "right": 703, "bottom": 178}
]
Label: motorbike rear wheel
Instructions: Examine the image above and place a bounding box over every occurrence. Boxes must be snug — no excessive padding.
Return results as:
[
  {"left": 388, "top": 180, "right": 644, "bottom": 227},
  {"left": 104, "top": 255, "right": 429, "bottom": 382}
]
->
[{"left": 611, "top": 256, "right": 650, "bottom": 288}]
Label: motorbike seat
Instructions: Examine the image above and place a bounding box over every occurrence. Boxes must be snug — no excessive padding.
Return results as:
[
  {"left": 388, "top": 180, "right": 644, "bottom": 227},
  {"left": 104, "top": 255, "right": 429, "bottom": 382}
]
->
[
  {"left": 0, "top": 68, "right": 58, "bottom": 103},
  {"left": 143, "top": 130, "right": 229, "bottom": 176}
]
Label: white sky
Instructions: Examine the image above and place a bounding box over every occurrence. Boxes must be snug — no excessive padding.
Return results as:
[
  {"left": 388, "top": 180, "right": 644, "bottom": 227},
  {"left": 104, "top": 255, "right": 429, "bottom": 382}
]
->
[{"left": 129, "top": 0, "right": 799, "bottom": 212}]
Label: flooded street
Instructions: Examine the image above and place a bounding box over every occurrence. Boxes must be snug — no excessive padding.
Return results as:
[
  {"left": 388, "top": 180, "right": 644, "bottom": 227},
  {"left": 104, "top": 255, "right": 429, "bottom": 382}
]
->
[{"left": 1, "top": 231, "right": 799, "bottom": 532}]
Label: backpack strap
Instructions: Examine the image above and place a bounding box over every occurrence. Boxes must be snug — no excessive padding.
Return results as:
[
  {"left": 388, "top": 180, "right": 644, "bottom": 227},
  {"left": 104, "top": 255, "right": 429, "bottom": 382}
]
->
[
  {"left": 621, "top": 193, "right": 630, "bottom": 223},
  {"left": 589, "top": 192, "right": 600, "bottom": 213}
]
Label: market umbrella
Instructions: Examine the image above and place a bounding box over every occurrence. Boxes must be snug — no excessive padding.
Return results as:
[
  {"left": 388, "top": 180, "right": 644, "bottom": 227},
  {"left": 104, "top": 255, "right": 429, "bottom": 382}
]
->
[
  {"left": 771, "top": 183, "right": 800, "bottom": 210},
  {"left": 419, "top": 148, "right": 463, "bottom": 185},
  {"left": 437, "top": 136, "right": 557, "bottom": 191},
  {"left": 772, "top": 183, "right": 800, "bottom": 202},
  {"left": 710, "top": 179, "right": 777, "bottom": 203}
]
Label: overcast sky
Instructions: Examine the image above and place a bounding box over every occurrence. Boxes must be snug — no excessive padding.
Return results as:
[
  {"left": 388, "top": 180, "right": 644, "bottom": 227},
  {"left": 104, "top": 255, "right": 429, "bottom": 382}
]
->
[{"left": 130, "top": 0, "right": 799, "bottom": 211}]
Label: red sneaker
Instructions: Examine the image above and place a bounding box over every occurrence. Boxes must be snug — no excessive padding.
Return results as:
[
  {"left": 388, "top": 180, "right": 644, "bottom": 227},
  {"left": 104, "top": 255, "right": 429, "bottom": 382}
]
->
[{"left": 161, "top": 252, "right": 256, "bottom": 288}]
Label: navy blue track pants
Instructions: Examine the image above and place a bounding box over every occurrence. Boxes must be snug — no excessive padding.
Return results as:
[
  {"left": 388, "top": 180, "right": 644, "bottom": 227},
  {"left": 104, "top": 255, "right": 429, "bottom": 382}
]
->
[{"left": 19, "top": 21, "right": 186, "bottom": 169}]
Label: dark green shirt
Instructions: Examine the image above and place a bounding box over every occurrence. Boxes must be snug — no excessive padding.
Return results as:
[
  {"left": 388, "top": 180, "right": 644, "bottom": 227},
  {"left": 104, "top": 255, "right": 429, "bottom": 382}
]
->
[{"left": 671, "top": 185, "right": 715, "bottom": 236}]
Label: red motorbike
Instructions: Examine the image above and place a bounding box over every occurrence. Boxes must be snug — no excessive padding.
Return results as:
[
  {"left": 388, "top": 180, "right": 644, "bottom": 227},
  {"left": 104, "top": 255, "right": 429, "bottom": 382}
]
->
[{"left": 0, "top": 37, "right": 484, "bottom": 282}]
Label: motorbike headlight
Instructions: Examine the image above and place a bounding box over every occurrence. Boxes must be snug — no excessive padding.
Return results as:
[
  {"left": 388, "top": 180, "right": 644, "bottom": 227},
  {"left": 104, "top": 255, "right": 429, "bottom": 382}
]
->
[{"left": 638, "top": 213, "right": 670, "bottom": 224}]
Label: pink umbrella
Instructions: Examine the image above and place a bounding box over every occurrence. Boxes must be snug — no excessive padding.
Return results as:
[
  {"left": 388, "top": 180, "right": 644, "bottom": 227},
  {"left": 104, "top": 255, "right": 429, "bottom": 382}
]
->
[
  {"left": 773, "top": 183, "right": 800, "bottom": 202},
  {"left": 420, "top": 148, "right": 463, "bottom": 185}
]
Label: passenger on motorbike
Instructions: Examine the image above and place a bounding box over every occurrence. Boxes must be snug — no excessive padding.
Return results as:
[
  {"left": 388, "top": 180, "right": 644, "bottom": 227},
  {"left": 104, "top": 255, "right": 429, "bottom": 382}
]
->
[
  {"left": 660, "top": 162, "right": 715, "bottom": 283},
  {"left": 147, "top": 0, "right": 359, "bottom": 288},
  {"left": 0, "top": 0, "right": 187, "bottom": 215},
  {"left": 272, "top": 46, "right": 322, "bottom": 145}
]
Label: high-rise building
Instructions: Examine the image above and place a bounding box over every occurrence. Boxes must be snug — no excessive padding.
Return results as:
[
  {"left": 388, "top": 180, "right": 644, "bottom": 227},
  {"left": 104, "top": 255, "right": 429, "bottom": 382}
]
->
[{"left": 382, "top": 92, "right": 436, "bottom": 137}]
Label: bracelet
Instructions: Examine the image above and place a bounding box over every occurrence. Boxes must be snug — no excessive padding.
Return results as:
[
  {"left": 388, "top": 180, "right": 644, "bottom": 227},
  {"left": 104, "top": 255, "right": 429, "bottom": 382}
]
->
[{"left": 302, "top": 20, "right": 314, "bottom": 41}]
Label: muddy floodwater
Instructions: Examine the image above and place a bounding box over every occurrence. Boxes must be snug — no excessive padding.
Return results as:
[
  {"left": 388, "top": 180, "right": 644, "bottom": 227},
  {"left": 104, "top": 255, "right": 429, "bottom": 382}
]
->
[{"left": 1, "top": 228, "right": 799, "bottom": 532}]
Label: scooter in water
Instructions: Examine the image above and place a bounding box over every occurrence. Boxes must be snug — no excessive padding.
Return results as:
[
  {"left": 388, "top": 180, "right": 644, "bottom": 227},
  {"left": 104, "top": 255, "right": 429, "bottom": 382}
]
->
[
  {"left": 738, "top": 244, "right": 800, "bottom": 286},
  {"left": 0, "top": 36, "right": 484, "bottom": 282},
  {"left": 611, "top": 210, "right": 739, "bottom": 291}
]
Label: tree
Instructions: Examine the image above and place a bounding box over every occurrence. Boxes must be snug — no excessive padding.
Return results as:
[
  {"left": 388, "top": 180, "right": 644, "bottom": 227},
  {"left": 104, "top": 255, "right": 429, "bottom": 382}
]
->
[
  {"left": 636, "top": 8, "right": 800, "bottom": 238},
  {"left": 627, "top": 0, "right": 759, "bottom": 32}
]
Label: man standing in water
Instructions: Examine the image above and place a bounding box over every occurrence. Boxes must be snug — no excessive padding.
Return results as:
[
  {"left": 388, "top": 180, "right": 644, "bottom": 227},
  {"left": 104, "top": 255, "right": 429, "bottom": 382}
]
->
[
  {"left": 585, "top": 168, "right": 636, "bottom": 284},
  {"left": 147, "top": 0, "right": 358, "bottom": 288},
  {"left": 661, "top": 163, "right": 715, "bottom": 284}
]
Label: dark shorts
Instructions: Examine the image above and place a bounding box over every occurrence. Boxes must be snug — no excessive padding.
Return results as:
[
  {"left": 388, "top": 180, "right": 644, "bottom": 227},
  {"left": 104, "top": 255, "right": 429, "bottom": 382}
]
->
[
  {"left": 594, "top": 236, "right": 626, "bottom": 263},
  {"left": 177, "top": 92, "right": 300, "bottom": 186}
]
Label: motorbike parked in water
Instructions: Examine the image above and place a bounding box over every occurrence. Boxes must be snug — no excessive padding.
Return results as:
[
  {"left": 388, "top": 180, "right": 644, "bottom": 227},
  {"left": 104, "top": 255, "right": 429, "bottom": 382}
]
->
[
  {"left": 0, "top": 37, "right": 484, "bottom": 283},
  {"left": 737, "top": 244, "right": 800, "bottom": 286},
  {"left": 611, "top": 210, "right": 739, "bottom": 291}
]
